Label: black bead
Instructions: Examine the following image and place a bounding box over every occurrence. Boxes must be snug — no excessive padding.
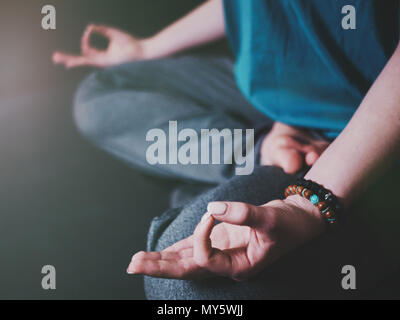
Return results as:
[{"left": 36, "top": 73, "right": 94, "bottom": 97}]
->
[
  {"left": 324, "top": 192, "right": 333, "bottom": 200},
  {"left": 327, "top": 196, "right": 335, "bottom": 203},
  {"left": 311, "top": 183, "right": 319, "bottom": 193}
]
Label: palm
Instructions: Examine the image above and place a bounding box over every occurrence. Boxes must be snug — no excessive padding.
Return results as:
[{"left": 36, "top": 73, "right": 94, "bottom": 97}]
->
[
  {"left": 210, "top": 223, "right": 250, "bottom": 250},
  {"left": 211, "top": 223, "right": 272, "bottom": 279}
]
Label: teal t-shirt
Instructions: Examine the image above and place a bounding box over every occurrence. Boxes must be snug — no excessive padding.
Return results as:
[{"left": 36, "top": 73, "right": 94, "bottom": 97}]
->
[{"left": 224, "top": 0, "right": 399, "bottom": 138}]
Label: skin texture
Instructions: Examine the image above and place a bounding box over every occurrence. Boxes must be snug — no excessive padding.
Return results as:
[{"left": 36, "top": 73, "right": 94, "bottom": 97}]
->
[{"left": 54, "top": 0, "right": 400, "bottom": 281}]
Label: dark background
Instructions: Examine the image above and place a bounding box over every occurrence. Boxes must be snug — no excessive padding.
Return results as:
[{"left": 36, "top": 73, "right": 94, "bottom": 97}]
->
[{"left": 0, "top": 0, "right": 225, "bottom": 300}]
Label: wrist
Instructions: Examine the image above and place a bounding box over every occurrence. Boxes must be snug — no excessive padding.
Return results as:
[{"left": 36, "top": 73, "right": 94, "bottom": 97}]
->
[
  {"left": 139, "top": 37, "right": 160, "bottom": 60},
  {"left": 304, "top": 170, "right": 350, "bottom": 209},
  {"left": 285, "top": 194, "right": 325, "bottom": 227}
]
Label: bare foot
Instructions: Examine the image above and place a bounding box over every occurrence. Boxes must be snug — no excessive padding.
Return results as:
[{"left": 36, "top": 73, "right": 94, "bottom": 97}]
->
[{"left": 260, "top": 122, "right": 331, "bottom": 174}]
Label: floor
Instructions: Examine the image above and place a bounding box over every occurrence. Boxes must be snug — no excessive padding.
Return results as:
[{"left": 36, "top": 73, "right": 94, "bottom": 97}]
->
[
  {"left": 0, "top": 0, "right": 201, "bottom": 300},
  {"left": 0, "top": 84, "right": 172, "bottom": 299}
]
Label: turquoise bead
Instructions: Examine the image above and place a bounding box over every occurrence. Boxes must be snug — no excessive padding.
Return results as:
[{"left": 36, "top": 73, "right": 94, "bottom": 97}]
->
[
  {"left": 310, "top": 194, "right": 319, "bottom": 205},
  {"left": 322, "top": 207, "right": 330, "bottom": 213}
]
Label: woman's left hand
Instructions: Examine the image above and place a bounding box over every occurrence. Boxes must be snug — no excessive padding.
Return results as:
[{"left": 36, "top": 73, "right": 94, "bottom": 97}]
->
[{"left": 127, "top": 196, "right": 325, "bottom": 281}]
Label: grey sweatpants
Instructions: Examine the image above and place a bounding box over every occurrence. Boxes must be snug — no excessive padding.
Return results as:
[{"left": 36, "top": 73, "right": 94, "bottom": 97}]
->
[{"left": 74, "top": 55, "right": 400, "bottom": 299}]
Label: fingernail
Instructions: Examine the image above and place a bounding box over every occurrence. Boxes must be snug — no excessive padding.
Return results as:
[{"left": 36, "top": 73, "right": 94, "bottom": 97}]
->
[
  {"left": 207, "top": 202, "right": 227, "bottom": 215},
  {"left": 126, "top": 265, "right": 135, "bottom": 274},
  {"left": 201, "top": 212, "right": 211, "bottom": 223}
]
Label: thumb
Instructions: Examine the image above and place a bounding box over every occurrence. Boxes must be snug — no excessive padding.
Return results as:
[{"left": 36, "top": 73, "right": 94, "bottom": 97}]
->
[
  {"left": 273, "top": 147, "right": 304, "bottom": 174},
  {"left": 207, "top": 202, "right": 263, "bottom": 227},
  {"left": 305, "top": 150, "right": 320, "bottom": 166}
]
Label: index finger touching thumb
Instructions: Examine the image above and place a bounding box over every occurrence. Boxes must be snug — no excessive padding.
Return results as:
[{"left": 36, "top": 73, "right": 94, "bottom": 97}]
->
[{"left": 207, "top": 202, "right": 262, "bottom": 227}]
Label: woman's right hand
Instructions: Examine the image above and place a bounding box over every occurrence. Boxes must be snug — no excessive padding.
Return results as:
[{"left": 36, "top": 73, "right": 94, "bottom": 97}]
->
[{"left": 53, "top": 24, "right": 149, "bottom": 69}]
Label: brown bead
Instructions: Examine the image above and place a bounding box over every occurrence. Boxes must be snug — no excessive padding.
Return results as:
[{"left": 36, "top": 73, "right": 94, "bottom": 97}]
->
[
  {"left": 291, "top": 185, "right": 297, "bottom": 193},
  {"left": 303, "top": 189, "right": 312, "bottom": 199},
  {"left": 317, "top": 201, "right": 328, "bottom": 211},
  {"left": 296, "top": 186, "right": 304, "bottom": 195},
  {"left": 324, "top": 210, "right": 333, "bottom": 219},
  {"left": 284, "top": 191, "right": 289, "bottom": 198}
]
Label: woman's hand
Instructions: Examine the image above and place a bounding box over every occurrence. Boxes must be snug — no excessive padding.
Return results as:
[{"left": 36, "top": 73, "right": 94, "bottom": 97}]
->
[
  {"left": 127, "top": 196, "right": 325, "bottom": 281},
  {"left": 260, "top": 122, "right": 330, "bottom": 174},
  {"left": 52, "top": 1, "right": 226, "bottom": 69},
  {"left": 53, "top": 24, "right": 148, "bottom": 69}
]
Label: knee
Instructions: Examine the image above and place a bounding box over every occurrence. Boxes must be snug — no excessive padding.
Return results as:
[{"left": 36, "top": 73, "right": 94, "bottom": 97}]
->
[
  {"left": 144, "top": 277, "right": 181, "bottom": 300},
  {"left": 73, "top": 71, "right": 106, "bottom": 141},
  {"left": 144, "top": 276, "right": 211, "bottom": 300}
]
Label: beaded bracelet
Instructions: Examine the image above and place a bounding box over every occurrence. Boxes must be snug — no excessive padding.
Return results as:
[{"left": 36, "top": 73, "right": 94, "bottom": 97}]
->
[{"left": 284, "top": 178, "right": 343, "bottom": 227}]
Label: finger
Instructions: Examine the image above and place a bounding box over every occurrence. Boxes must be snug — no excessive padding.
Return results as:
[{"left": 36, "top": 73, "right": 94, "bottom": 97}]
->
[
  {"left": 175, "top": 247, "right": 194, "bottom": 259},
  {"left": 304, "top": 139, "right": 330, "bottom": 166},
  {"left": 52, "top": 52, "right": 91, "bottom": 69},
  {"left": 164, "top": 235, "right": 193, "bottom": 252},
  {"left": 276, "top": 135, "right": 324, "bottom": 155},
  {"left": 89, "top": 24, "right": 120, "bottom": 38},
  {"left": 128, "top": 258, "right": 190, "bottom": 278},
  {"left": 305, "top": 150, "right": 320, "bottom": 166},
  {"left": 132, "top": 248, "right": 193, "bottom": 261},
  {"left": 81, "top": 25, "right": 99, "bottom": 56},
  {"left": 273, "top": 135, "right": 308, "bottom": 151},
  {"left": 313, "top": 139, "right": 330, "bottom": 153},
  {"left": 207, "top": 202, "right": 263, "bottom": 227},
  {"left": 267, "top": 136, "right": 308, "bottom": 172},
  {"left": 193, "top": 213, "right": 214, "bottom": 267},
  {"left": 271, "top": 135, "right": 326, "bottom": 172},
  {"left": 52, "top": 51, "right": 70, "bottom": 64},
  {"left": 273, "top": 147, "right": 304, "bottom": 173},
  {"left": 64, "top": 56, "right": 92, "bottom": 69},
  {"left": 131, "top": 250, "right": 181, "bottom": 262}
]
